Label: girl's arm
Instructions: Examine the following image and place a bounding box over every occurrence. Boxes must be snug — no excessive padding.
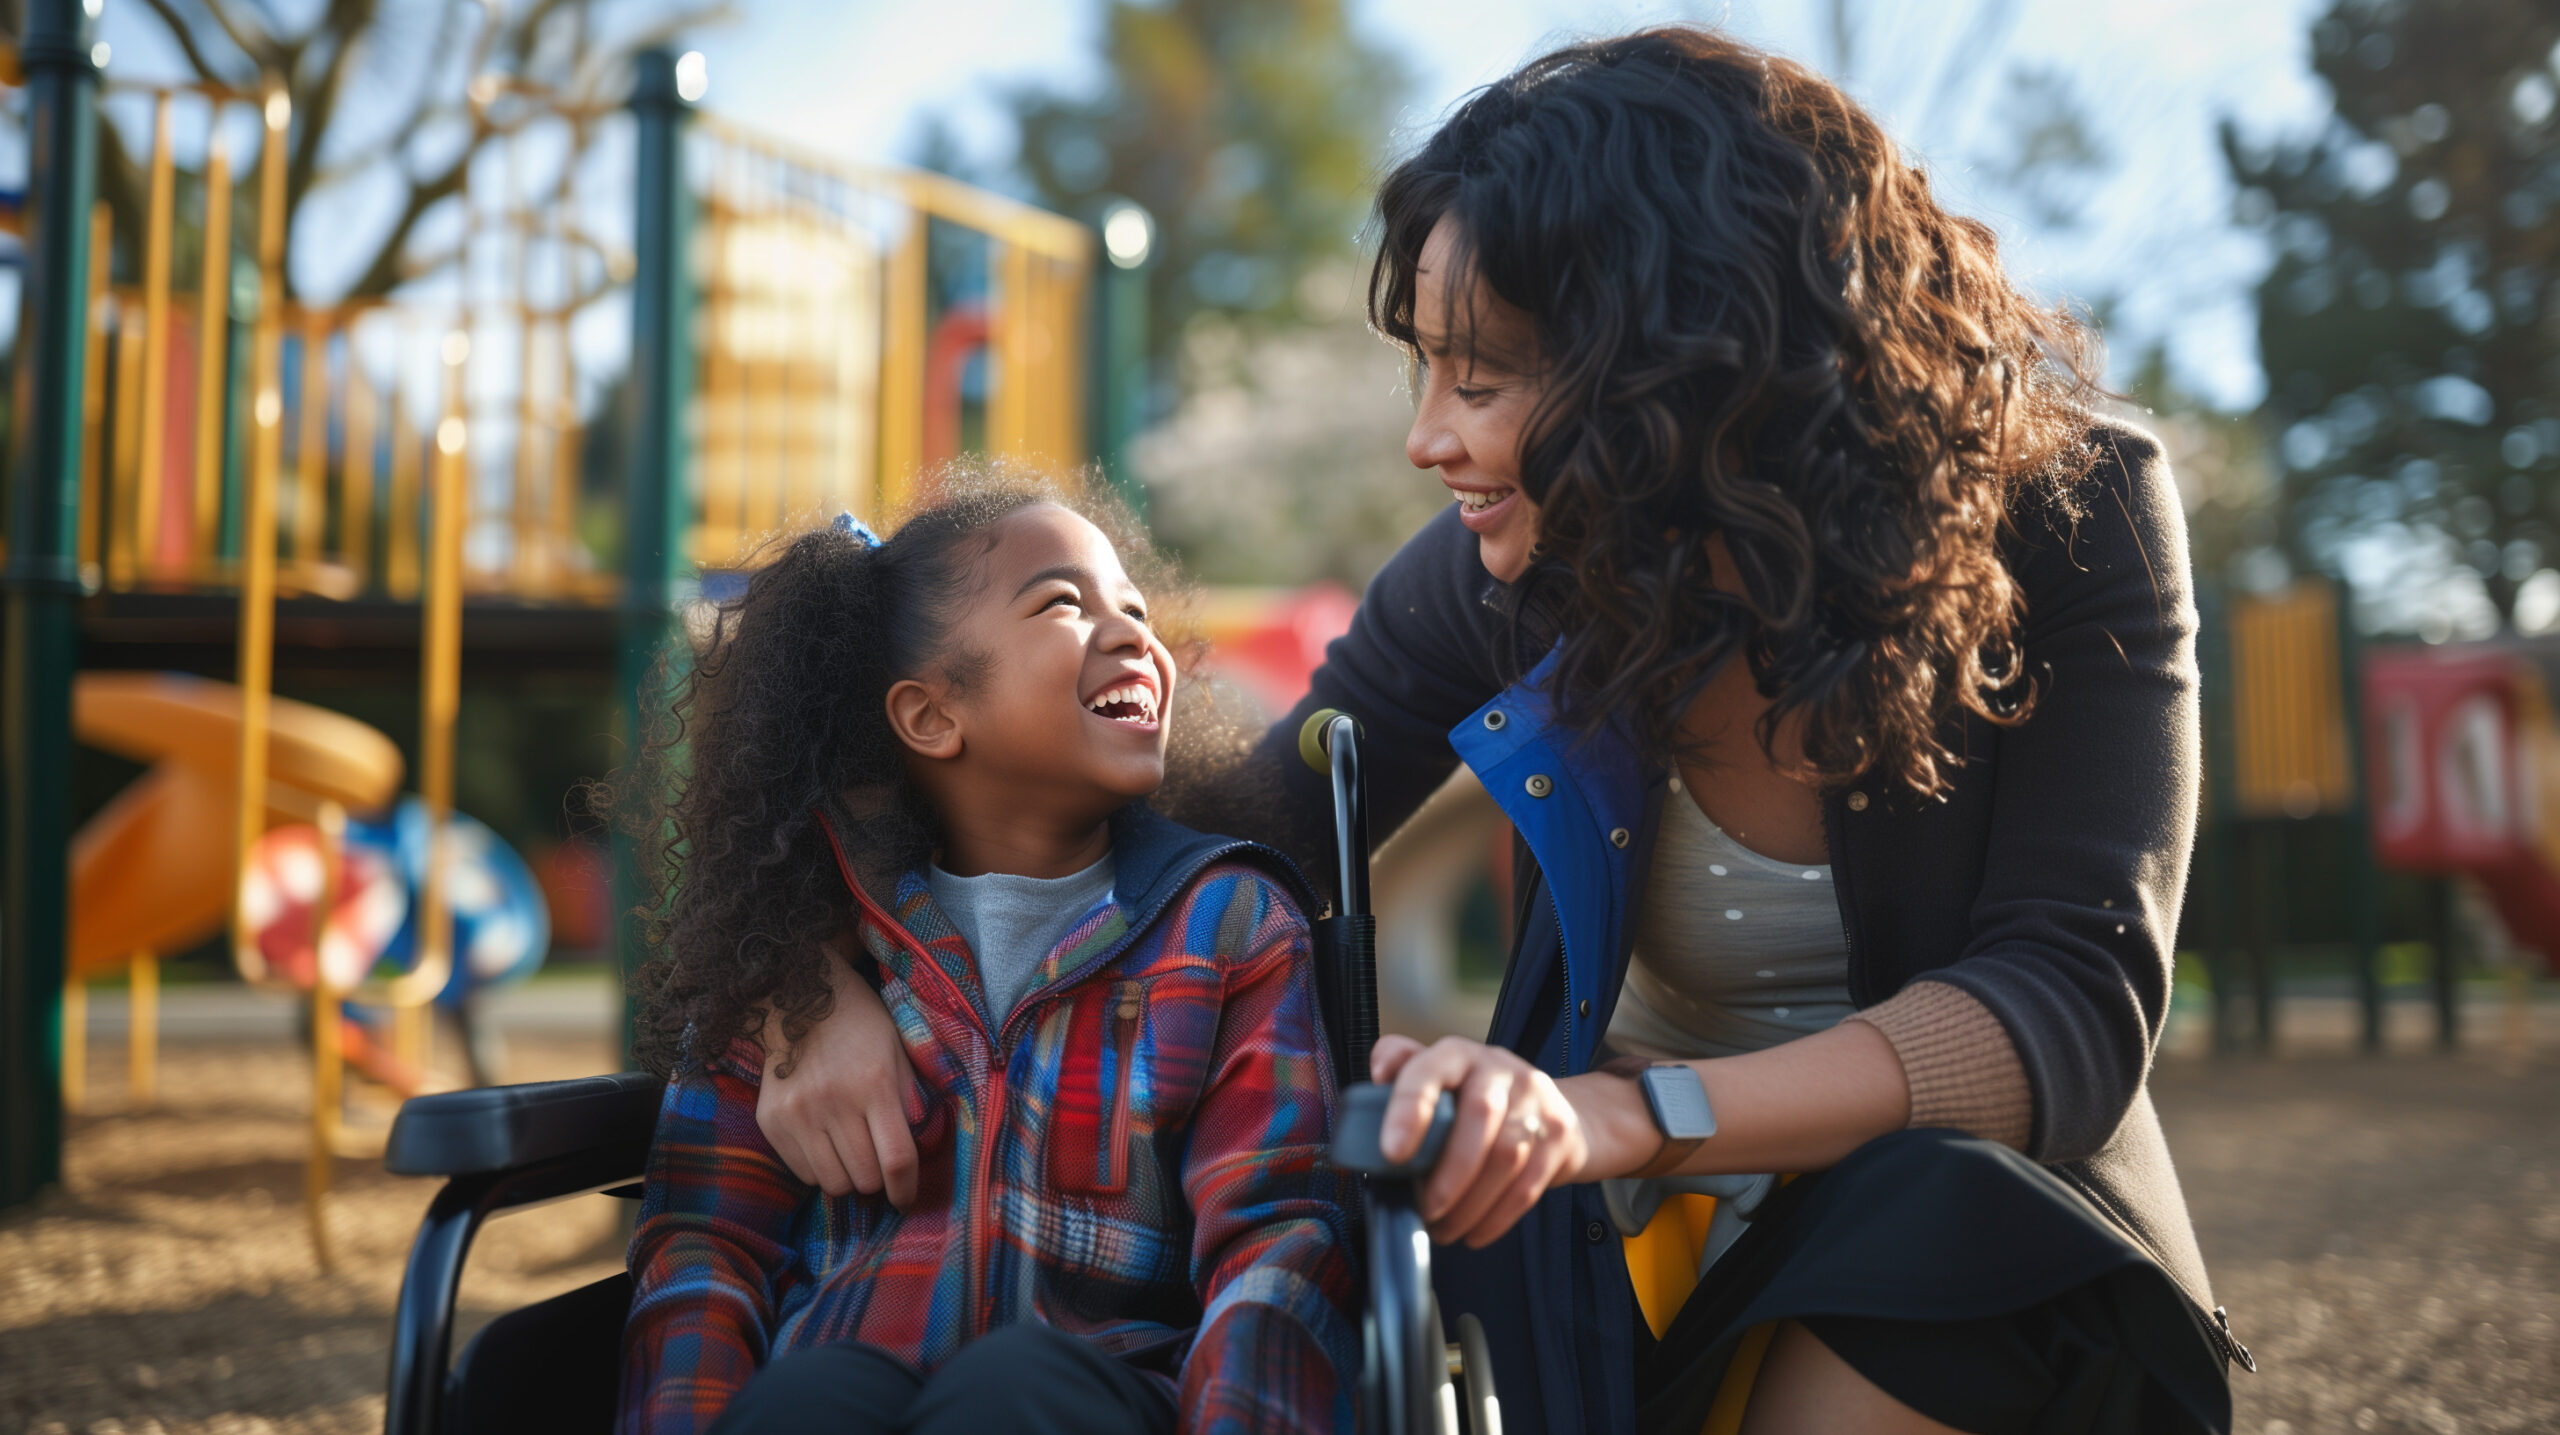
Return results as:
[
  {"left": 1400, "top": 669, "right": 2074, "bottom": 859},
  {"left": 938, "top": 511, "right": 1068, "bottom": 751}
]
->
[
  {"left": 620, "top": 1047, "right": 809, "bottom": 1435},
  {"left": 1177, "top": 871, "right": 1362, "bottom": 1435}
]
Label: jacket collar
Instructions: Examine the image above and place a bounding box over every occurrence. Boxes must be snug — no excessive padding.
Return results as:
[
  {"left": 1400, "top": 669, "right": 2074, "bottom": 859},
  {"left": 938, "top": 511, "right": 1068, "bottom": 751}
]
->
[
  {"left": 818, "top": 803, "right": 1315, "bottom": 1029},
  {"left": 1448, "top": 646, "right": 1657, "bottom": 1073}
]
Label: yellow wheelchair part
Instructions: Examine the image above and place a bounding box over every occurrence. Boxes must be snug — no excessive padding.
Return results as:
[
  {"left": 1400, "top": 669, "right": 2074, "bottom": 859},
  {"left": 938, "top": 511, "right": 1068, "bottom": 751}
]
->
[{"left": 1621, "top": 1189, "right": 1782, "bottom": 1435}]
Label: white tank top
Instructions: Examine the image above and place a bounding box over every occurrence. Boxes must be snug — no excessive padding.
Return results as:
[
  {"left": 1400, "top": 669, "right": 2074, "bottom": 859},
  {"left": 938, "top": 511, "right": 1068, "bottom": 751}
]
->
[{"left": 1602, "top": 777, "right": 1855, "bottom": 1062}]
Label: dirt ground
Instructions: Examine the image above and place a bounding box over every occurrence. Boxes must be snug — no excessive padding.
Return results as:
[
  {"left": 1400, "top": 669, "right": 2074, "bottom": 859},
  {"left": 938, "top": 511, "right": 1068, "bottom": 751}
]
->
[{"left": 3, "top": 1034, "right": 2555, "bottom": 1434}]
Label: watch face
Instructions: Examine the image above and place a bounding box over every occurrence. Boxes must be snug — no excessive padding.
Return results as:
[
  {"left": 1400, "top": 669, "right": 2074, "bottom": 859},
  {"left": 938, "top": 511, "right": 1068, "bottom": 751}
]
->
[{"left": 1641, "top": 1066, "right": 1718, "bottom": 1142}]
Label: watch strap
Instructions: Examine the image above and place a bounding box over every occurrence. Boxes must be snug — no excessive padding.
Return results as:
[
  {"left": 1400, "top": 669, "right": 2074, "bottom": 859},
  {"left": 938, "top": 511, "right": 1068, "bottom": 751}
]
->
[{"left": 1599, "top": 1056, "right": 1709, "bottom": 1180}]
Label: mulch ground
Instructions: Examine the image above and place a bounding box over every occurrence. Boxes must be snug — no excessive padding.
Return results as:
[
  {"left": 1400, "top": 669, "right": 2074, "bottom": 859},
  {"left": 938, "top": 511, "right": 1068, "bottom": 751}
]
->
[{"left": 3, "top": 1037, "right": 2553, "bottom": 1433}]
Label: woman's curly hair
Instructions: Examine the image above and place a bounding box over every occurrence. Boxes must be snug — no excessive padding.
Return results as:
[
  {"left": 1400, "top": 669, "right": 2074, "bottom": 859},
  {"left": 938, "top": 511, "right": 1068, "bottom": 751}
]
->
[
  {"left": 622, "top": 463, "right": 1200, "bottom": 1078},
  {"left": 1371, "top": 26, "right": 2102, "bottom": 796}
]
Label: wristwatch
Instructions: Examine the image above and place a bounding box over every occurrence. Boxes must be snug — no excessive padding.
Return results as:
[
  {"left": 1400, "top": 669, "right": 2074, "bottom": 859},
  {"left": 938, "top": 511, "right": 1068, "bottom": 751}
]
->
[{"left": 1601, "top": 1056, "right": 1717, "bottom": 1179}]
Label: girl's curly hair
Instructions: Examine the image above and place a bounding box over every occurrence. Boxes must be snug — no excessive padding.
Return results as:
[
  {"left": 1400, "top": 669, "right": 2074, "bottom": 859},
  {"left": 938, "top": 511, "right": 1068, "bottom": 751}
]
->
[
  {"left": 1371, "top": 27, "right": 2101, "bottom": 796},
  {"left": 622, "top": 463, "right": 1200, "bottom": 1078}
]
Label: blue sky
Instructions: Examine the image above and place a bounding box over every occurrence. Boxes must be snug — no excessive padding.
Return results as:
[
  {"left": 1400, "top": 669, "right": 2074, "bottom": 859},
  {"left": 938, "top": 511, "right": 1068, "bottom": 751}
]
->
[
  {"left": 83, "top": 0, "right": 2337, "bottom": 411},
  {"left": 685, "top": 0, "right": 2334, "bottom": 411}
]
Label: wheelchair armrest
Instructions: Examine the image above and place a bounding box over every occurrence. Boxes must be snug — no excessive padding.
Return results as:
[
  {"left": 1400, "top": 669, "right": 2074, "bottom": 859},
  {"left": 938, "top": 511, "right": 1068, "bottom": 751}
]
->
[
  {"left": 1328, "top": 1083, "right": 1456, "bottom": 1179},
  {"left": 384, "top": 1073, "right": 665, "bottom": 1435},
  {"left": 385, "top": 1071, "right": 664, "bottom": 1179}
]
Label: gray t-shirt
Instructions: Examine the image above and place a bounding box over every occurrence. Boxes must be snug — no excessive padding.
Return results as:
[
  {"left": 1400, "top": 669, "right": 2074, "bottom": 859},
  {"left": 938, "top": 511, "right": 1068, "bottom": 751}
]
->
[
  {"left": 1604, "top": 776, "right": 1854, "bottom": 1060},
  {"left": 925, "top": 854, "right": 1117, "bottom": 1024}
]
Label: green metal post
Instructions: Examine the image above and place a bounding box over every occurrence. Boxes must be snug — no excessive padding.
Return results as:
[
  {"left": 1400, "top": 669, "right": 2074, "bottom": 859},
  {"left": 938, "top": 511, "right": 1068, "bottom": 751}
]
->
[
  {"left": 2249, "top": 822, "right": 2279, "bottom": 1053},
  {"left": 2333, "top": 589, "right": 2383, "bottom": 1052},
  {"left": 2195, "top": 583, "right": 2240, "bottom": 1055},
  {"left": 2432, "top": 877, "right": 2461, "bottom": 1051},
  {"left": 1086, "top": 198, "right": 1152, "bottom": 515},
  {"left": 1, "top": 0, "right": 101, "bottom": 1209},
  {"left": 613, "top": 48, "right": 695, "bottom": 1065}
]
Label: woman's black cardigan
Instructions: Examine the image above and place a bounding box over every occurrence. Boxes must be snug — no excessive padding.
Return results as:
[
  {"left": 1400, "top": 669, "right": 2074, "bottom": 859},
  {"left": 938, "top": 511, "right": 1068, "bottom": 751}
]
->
[{"left": 1219, "top": 419, "right": 2217, "bottom": 1317}]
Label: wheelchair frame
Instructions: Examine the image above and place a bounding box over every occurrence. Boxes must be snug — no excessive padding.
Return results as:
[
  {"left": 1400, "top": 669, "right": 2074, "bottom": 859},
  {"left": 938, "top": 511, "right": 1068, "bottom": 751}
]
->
[{"left": 380, "top": 711, "right": 1492, "bottom": 1435}]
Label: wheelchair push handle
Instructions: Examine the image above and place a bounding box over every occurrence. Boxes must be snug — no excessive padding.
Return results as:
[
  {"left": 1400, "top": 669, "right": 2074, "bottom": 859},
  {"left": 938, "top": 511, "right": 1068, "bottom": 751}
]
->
[
  {"left": 1298, "top": 707, "right": 1372, "bottom": 917},
  {"left": 1303, "top": 709, "right": 1504, "bottom": 1434},
  {"left": 1300, "top": 707, "right": 1380, "bottom": 1092},
  {"left": 1330, "top": 1084, "right": 1459, "bottom": 1179}
]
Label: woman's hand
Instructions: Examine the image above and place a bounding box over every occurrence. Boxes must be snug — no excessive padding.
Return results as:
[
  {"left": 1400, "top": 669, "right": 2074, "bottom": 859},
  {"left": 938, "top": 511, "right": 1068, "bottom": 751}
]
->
[
  {"left": 756, "top": 945, "right": 921, "bottom": 1206},
  {"left": 1371, "top": 1034, "right": 1656, "bottom": 1248},
  {"left": 1375, "top": 1022, "right": 1917, "bottom": 1246}
]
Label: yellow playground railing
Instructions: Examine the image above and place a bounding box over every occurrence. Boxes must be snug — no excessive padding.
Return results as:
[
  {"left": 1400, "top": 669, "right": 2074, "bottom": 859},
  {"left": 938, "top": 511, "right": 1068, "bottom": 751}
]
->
[
  {"left": 71, "top": 78, "right": 1092, "bottom": 605},
  {"left": 47, "top": 58, "right": 1100, "bottom": 1262}
]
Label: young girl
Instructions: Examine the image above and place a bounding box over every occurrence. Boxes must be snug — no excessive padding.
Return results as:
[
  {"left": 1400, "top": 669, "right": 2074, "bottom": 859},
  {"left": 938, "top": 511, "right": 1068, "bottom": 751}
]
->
[{"left": 618, "top": 478, "right": 1357, "bottom": 1435}]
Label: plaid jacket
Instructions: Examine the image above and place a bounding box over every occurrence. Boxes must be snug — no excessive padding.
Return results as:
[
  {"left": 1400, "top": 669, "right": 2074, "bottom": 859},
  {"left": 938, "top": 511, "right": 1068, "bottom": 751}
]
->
[{"left": 619, "top": 809, "right": 1359, "bottom": 1435}]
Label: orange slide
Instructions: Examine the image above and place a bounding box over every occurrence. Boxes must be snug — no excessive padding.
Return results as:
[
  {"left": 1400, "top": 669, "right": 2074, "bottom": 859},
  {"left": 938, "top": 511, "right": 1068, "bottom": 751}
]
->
[
  {"left": 71, "top": 671, "right": 405, "bottom": 978},
  {"left": 69, "top": 672, "right": 427, "bottom": 1092}
]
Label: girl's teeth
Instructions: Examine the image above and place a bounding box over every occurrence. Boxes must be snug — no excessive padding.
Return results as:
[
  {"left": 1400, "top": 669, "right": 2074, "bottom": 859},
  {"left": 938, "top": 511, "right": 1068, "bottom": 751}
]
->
[{"left": 1089, "top": 684, "right": 1158, "bottom": 720}]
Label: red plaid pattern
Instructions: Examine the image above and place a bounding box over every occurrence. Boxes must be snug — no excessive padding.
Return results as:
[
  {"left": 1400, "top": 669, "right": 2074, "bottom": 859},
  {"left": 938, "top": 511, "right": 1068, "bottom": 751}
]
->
[{"left": 619, "top": 838, "right": 1357, "bottom": 1435}]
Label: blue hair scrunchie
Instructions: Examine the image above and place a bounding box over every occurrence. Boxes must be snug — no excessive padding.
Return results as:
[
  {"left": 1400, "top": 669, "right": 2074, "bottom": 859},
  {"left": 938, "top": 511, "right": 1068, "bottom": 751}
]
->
[{"left": 833, "top": 511, "right": 883, "bottom": 549}]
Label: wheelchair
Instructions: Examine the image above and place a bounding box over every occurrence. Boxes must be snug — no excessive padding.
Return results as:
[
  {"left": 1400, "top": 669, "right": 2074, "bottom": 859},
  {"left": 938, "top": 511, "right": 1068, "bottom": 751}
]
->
[{"left": 381, "top": 710, "right": 1502, "bottom": 1435}]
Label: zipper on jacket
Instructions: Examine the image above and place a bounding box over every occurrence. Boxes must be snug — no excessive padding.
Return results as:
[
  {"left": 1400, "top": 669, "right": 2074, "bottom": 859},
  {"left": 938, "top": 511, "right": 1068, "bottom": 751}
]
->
[
  {"left": 1549, "top": 884, "right": 1575, "bottom": 1072},
  {"left": 2051, "top": 1164, "right": 2251, "bottom": 1371},
  {"left": 991, "top": 841, "right": 1316, "bottom": 1054},
  {"left": 1105, "top": 984, "right": 1144, "bottom": 1192},
  {"left": 822, "top": 813, "right": 1320, "bottom": 1338}
]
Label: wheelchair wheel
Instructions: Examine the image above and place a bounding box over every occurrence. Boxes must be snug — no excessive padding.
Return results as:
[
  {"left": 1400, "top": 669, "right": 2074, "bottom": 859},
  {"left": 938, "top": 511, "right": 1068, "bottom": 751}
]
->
[
  {"left": 1455, "top": 1312, "right": 1500, "bottom": 1435},
  {"left": 1363, "top": 1184, "right": 1448, "bottom": 1435},
  {"left": 1361, "top": 1301, "right": 1387, "bottom": 1433},
  {"left": 1425, "top": 1293, "right": 1458, "bottom": 1435}
]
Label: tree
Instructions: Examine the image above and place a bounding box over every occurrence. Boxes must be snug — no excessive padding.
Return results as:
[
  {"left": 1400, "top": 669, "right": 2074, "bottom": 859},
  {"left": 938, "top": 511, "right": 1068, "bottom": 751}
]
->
[
  {"left": 98, "top": 0, "right": 723, "bottom": 301},
  {"left": 1006, "top": 0, "right": 1407, "bottom": 385},
  {"left": 2226, "top": 0, "right": 2560, "bottom": 633}
]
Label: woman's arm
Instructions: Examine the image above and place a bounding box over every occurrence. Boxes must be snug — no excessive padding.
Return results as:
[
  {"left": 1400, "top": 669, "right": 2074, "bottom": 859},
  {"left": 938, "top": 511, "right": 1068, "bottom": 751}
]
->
[
  {"left": 1372, "top": 427, "right": 2203, "bottom": 1243},
  {"left": 1368, "top": 1022, "right": 1912, "bottom": 1247},
  {"left": 620, "top": 1049, "right": 809, "bottom": 1435},
  {"left": 1907, "top": 423, "right": 2200, "bottom": 1161},
  {"left": 1169, "top": 505, "right": 1512, "bottom": 895},
  {"left": 751, "top": 934, "right": 922, "bottom": 1206},
  {"left": 1178, "top": 872, "right": 1361, "bottom": 1435}
]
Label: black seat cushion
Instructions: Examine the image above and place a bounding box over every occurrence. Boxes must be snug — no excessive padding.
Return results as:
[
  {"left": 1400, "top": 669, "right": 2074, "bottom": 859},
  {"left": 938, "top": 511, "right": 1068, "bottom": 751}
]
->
[{"left": 446, "top": 1272, "right": 631, "bottom": 1435}]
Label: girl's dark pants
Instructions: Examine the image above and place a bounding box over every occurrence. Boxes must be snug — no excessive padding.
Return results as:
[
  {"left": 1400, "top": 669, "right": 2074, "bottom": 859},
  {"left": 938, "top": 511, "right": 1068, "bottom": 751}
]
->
[{"left": 704, "top": 1323, "right": 1177, "bottom": 1435}]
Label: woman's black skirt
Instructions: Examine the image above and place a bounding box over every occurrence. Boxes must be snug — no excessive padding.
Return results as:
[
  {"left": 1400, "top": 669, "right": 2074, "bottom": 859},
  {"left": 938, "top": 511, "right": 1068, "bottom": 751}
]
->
[{"left": 1634, "top": 1129, "right": 2234, "bottom": 1435}]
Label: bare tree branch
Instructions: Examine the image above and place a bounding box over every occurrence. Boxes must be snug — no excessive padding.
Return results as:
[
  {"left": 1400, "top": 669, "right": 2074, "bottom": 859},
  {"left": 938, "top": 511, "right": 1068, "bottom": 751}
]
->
[
  {"left": 187, "top": 0, "right": 281, "bottom": 72},
  {"left": 137, "top": 0, "right": 249, "bottom": 86},
  {"left": 285, "top": 0, "right": 385, "bottom": 249},
  {"left": 124, "top": 0, "right": 736, "bottom": 305},
  {"left": 344, "top": 143, "right": 473, "bottom": 299}
]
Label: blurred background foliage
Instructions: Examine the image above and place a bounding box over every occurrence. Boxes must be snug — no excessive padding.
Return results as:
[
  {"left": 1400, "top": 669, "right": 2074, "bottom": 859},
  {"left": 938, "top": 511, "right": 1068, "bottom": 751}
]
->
[
  {"left": 1008, "top": 0, "right": 1406, "bottom": 375},
  {"left": 2227, "top": 0, "right": 2560, "bottom": 640},
  {"left": 48, "top": 0, "right": 2560, "bottom": 914}
]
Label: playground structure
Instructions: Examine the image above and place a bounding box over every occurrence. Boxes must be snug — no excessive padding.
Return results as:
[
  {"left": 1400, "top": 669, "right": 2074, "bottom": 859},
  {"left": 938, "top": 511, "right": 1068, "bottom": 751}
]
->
[
  {"left": 2362, "top": 641, "right": 2560, "bottom": 988},
  {"left": 64, "top": 671, "right": 406, "bottom": 1116},
  {"left": 0, "top": 6, "right": 1137, "bottom": 1219}
]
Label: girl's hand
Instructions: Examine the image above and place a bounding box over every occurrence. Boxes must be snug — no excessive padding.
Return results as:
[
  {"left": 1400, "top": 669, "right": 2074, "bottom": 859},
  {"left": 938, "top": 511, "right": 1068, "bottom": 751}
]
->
[
  {"left": 756, "top": 949, "right": 921, "bottom": 1206},
  {"left": 1371, "top": 1033, "right": 1653, "bottom": 1248}
]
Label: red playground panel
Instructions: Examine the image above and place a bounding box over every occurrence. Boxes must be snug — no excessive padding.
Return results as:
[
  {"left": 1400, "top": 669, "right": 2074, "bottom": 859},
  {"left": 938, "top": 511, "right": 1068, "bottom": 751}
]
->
[{"left": 2363, "top": 642, "right": 2560, "bottom": 974}]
